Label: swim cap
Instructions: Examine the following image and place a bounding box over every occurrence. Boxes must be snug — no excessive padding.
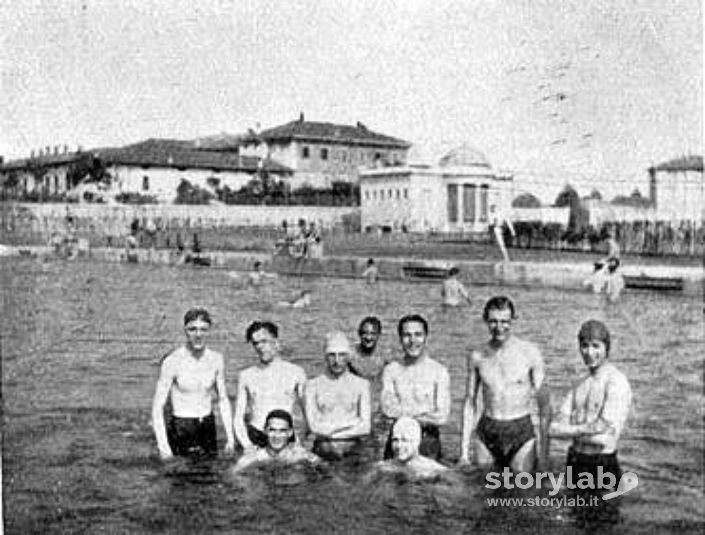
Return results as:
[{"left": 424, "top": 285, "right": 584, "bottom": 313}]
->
[
  {"left": 578, "top": 320, "right": 611, "bottom": 355},
  {"left": 392, "top": 417, "right": 422, "bottom": 447},
  {"left": 325, "top": 331, "right": 351, "bottom": 354}
]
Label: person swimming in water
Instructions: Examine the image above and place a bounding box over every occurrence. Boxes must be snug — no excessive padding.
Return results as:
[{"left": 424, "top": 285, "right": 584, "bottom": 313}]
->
[
  {"left": 441, "top": 267, "right": 472, "bottom": 307},
  {"left": 348, "top": 316, "right": 391, "bottom": 381},
  {"left": 276, "top": 290, "right": 311, "bottom": 308},
  {"left": 230, "top": 410, "right": 320, "bottom": 473},
  {"left": 373, "top": 417, "right": 448, "bottom": 479},
  {"left": 151, "top": 308, "right": 235, "bottom": 459}
]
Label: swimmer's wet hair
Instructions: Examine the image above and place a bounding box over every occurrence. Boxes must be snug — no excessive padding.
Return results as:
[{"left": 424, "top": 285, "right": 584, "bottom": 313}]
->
[
  {"left": 253, "top": 261, "right": 262, "bottom": 269},
  {"left": 359, "top": 316, "right": 382, "bottom": 335},
  {"left": 367, "top": 258, "right": 375, "bottom": 265},
  {"left": 482, "top": 296, "right": 516, "bottom": 322},
  {"left": 265, "top": 409, "right": 293, "bottom": 429},
  {"left": 448, "top": 267, "right": 460, "bottom": 276},
  {"left": 246, "top": 320, "right": 279, "bottom": 342},
  {"left": 183, "top": 307, "right": 212, "bottom": 326},
  {"left": 265, "top": 409, "right": 296, "bottom": 443},
  {"left": 397, "top": 314, "right": 428, "bottom": 337},
  {"left": 578, "top": 319, "right": 611, "bottom": 356}
]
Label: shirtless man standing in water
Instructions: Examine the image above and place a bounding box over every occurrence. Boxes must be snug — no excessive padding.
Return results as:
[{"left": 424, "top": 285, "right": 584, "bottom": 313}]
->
[
  {"left": 304, "top": 331, "right": 371, "bottom": 461},
  {"left": 233, "top": 321, "right": 307, "bottom": 452},
  {"left": 460, "top": 296, "right": 550, "bottom": 471},
  {"left": 151, "top": 308, "right": 235, "bottom": 459},
  {"left": 381, "top": 314, "right": 450, "bottom": 460}
]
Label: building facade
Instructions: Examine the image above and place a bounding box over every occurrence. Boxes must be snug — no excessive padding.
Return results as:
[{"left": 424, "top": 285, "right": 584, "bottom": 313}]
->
[
  {"left": 359, "top": 145, "right": 513, "bottom": 233},
  {"left": 0, "top": 139, "right": 292, "bottom": 204},
  {"left": 241, "top": 114, "right": 411, "bottom": 189},
  {"left": 648, "top": 155, "right": 703, "bottom": 222}
]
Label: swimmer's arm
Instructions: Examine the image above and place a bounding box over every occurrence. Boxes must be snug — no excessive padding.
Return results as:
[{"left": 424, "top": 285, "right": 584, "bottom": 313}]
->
[
  {"left": 331, "top": 382, "right": 372, "bottom": 439},
  {"left": 151, "top": 361, "right": 175, "bottom": 460},
  {"left": 294, "top": 370, "right": 310, "bottom": 438},
  {"left": 460, "top": 354, "right": 481, "bottom": 464},
  {"left": 548, "top": 391, "right": 606, "bottom": 437},
  {"left": 380, "top": 366, "right": 403, "bottom": 419},
  {"left": 416, "top": 368, "right": 450, "bottom": 426},
  {"left": 233, "top": 374, "right": 254, "bottom": 452},
  {"left": 303, "top": 381, "right": 329, "bottom": 437},
  {"left": 579, "top": 378, "right": 632, "bottom": 445},
  {"left": 230, "top": 451, "right": 260, "bottom": 474},
  {"left": 214, "top": 356, "right": 235, "bottom": 454}
]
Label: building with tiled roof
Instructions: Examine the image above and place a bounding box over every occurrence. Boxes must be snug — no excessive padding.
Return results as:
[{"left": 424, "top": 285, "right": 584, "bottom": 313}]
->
[
  {"left": 648, "top": 155, "right": 703, "bottom": 221},
  {"left": 0, "top": 138, "right": 292, "bottom": 204},
  {"left": 240, "top": 113, "right": 411, "bottom": 189}
]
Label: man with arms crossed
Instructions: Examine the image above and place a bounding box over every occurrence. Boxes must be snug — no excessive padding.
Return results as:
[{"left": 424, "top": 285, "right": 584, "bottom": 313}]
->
[
  {"left": 233, "top": 321, "right": 307, "bottom": 452},
  {"left": 305, "top": 331, "right": 371, "bottom": 461},
  {"left": 381, "top": 314, "right": 450, "bottom": 460},
  {"left": 460, "top": 296, "right": 550, "bottom": 471}
]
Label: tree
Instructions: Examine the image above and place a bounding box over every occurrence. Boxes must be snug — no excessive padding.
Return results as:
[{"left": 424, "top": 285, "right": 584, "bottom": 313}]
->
[
  {"left": 554, "top": 184, "right": 580, "bottom": 207},
  {"left": 611, "top": 188, "right": 650, "bottom": 207},
  {"left": 512, "top": 193, "right": 542, "bottom": 208},
  {"left": 588, "top": 188, "right": 602, "bottom": 200}
]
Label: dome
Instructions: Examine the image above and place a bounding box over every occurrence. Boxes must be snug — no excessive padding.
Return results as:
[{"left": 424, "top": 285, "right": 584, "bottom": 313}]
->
[{"left": 438, "top": 144, "right": 490, "bottom": 168}]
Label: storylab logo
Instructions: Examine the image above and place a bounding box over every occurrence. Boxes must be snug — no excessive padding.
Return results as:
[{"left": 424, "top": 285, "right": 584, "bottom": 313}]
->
[{"left": 486, "top": 467, "right": 639, "bottom": 501}]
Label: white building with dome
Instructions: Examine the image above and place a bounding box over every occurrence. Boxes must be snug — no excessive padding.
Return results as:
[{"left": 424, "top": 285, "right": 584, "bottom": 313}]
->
[{"left": 358, "top": 144, "right": 513, "bottom": 233}]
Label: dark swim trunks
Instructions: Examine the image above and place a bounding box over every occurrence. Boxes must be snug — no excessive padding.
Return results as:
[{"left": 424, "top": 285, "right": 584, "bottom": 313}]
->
[
  {"left": 383, "top": 422, "right": 442, "bottom": 461},
  {"left": 566, "top": 447, "right": 622, "bottom": 487},
  {"left": 476, "top": 414, "right": 535, "bottom": 467},
  {"left": 247, "top": 424, "right": 269, "bottom": 448},
  {"left": 167, "top": 413, "right": 217, "bottom": 457}
]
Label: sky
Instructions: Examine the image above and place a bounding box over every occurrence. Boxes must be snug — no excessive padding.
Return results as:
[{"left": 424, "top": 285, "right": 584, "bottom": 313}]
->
[{"left": 1, "top": 0, "right": 702, "bottom": 202}]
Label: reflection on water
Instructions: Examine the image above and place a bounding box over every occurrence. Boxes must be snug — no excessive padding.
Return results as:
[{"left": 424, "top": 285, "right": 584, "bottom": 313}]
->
[{"left": 2, "top": 258, "right": 703, "bottom": 534}]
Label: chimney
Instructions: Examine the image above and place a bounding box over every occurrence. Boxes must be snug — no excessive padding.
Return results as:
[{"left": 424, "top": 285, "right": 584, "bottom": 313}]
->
[
  {"left": 30, "top": 149, "right": 35, "bottom": 158},
  {"left": 54, "top": 145, "right": 59, "bottom": 155},
  {"left": 299, "top": 112, "right": 305, "bottom": 123},
  {"left": 64, "top": 144, "right": 69, "bottom": 154},
  {"left": 356, "top": 121, "right": 366, "bottom": 130},
  {"left": 38, "top": 148, "right": 43, "bottom": 157},
  {"left": 77, "top": 145, "right": 83, "bottom": 153}
]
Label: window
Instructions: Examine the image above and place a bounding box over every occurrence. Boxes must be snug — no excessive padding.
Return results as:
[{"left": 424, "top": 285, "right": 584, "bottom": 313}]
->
[
  {"left": 463, "top": 184, "right": 476, "bottom": 223},
  {"left": 142, "top": 175, "right": 150, "bottom": 191},
  {"left": 373, "top": 191, "right": 377, "bottom": 200},
  {"left": 302, "top": 146, "right": 310, "bottom": 158},
  {"left": 388, "top": 189, "right": 392, "bottom": 199},
  {"left": 396, "top": 189, "right": 400, "bottom": 199},
  {"left": 404, "top": 188, "right": 408, "bottom": 199},
  {"left": 447, "top": 184, "right": 458, "bottom": 223},
  {"left": 320, "top": 148, "right": 328, "bottom": 160},
  {"left": 365, "top": 190, "right": 370, "bottom": 200}
]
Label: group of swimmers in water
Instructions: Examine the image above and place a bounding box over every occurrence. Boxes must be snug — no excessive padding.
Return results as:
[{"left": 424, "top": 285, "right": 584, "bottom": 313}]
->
[{"left": 151, "top": 293, "right": 632, "bottom": 505}]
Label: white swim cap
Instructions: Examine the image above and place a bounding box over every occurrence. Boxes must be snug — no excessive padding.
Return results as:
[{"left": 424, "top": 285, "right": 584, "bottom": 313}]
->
[
  {"left": 393, "top": 417, "right": 422, "bottom": 446},
  {"left": 324, "top": 330, "right": 351, "bottom": 354}
]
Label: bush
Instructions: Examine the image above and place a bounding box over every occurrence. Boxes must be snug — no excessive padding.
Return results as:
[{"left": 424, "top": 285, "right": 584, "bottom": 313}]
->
[{"left": 115, "top": 192, "right": 158, "bottom": 204}]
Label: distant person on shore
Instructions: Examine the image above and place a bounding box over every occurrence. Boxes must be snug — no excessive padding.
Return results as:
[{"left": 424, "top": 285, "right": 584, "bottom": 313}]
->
[
  {"left": 304, "top": 331, "right": 371, "bottom": 461},
  {"left": 348, "top": 316, "right": 390, "bottom": 381},
  {"left": 151, "top": 308, "right": 235, "bottom": 459},
  {"left": 233, "top": 321, "right": 307, "bottom": 452},
  {"left": 276, "top": 290, "right": 311, "bottom": 309},
  {"left": 381, "top": 314, "right": 450, "bottom": 461},
  {"left": 459, "top": 296, "right": 550, "bottom": 471},
  {"left": 549, "top": 320, "right": 632, "bottom": 522},
  {"left": 489, "top": 205, "right": 515, "bottom": 263},
  {"left": 362, "top": 258, "right": 379, "bottom": 284},
  {"left": 441, "top": 267, "right": 472, "bottom": 307},
  {"left": 306, "top": 221, "right": 323, "bottom": 259},
  {"left": 230, "top": 410, "right": 319, "bottom": 473},
  {"left": 373, "top": 417, "right": 448, "bottom": 479}
]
